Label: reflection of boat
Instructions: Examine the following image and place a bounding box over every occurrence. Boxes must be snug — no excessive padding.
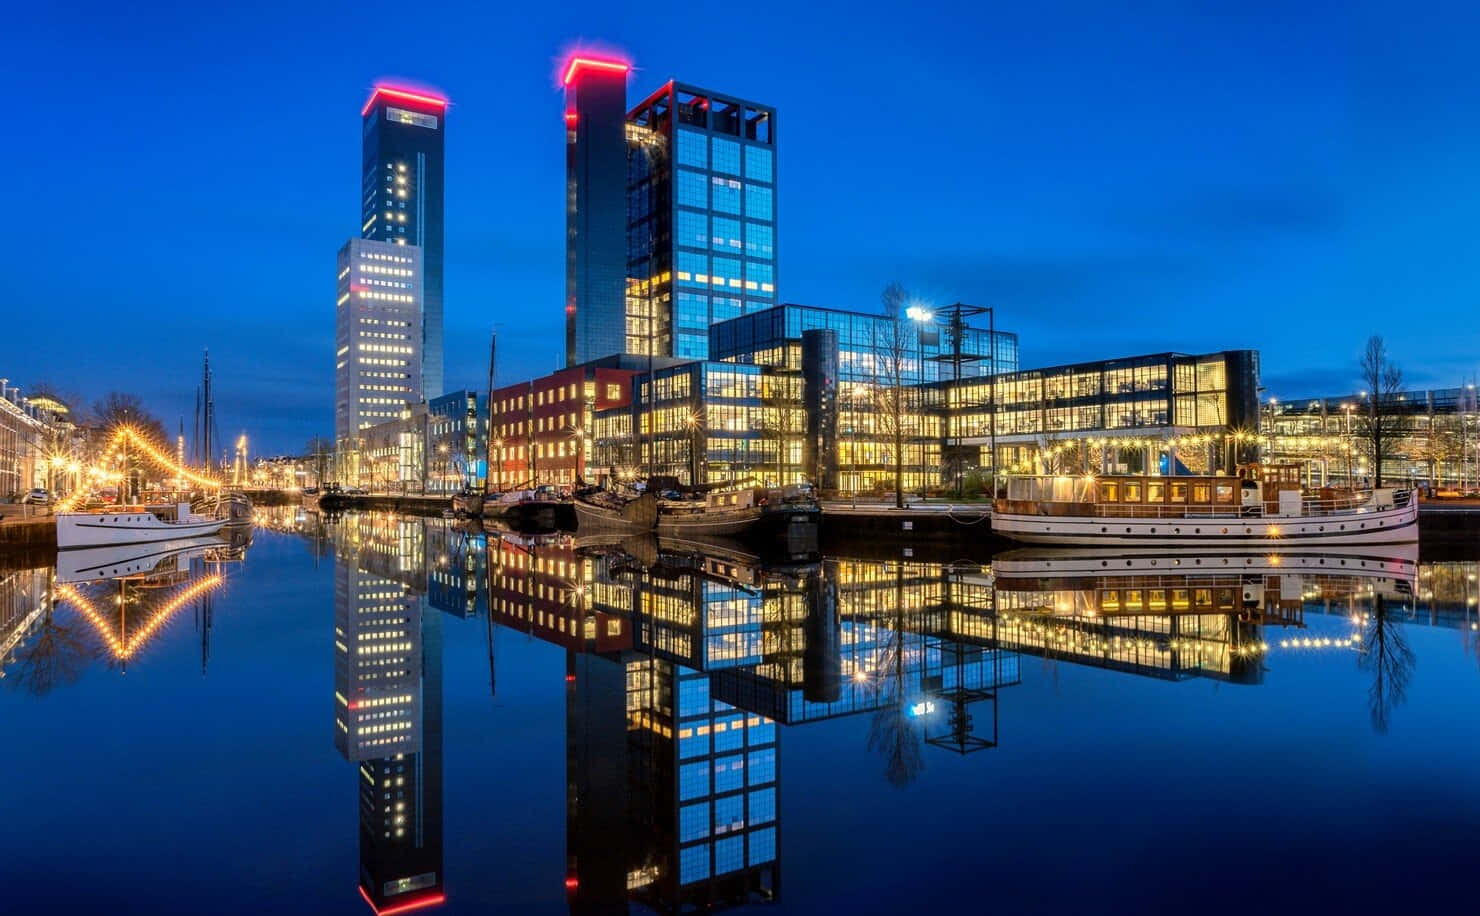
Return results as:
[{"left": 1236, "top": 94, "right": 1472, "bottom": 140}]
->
[
  {"left": 993, "top": 465, "right": 1419, "bottom": 546},
  {"left": 55, "top": 536, "right": 225, "bottom": 583},
  {"left": 56, "top": 503, "right": 228, "bottom": 549},
  {"left": 991, "top": 544, "right": 1419, "bottom": 580},
  {"left": 990, "top": 545, "right": 1418, "bottom": 624}
]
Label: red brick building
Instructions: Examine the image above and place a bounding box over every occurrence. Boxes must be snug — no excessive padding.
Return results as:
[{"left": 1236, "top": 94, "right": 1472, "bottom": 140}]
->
[{"left": 490, "top": 366, "right": 636, "bottom": 490}]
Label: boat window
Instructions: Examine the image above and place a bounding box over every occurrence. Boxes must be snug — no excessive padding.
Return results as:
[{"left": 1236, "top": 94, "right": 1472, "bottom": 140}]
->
[
  {"left": 1123, "top": 482, "right": 1142, "bottom": 503},
  {"left": 1148, "top": 589, "right": 1167, "bottom": 611},
  {"left": 1192, "top": 483, "right": 1211, "bottom": 503},
  {"left": 1215, "top": 588, "right": 1236, "bottom": 610},
  {"left": 1100, "top": 590, "right": 1120, "bottom": 611},
  {"left": 1170, "top": 482, "right": 1187, "bottom": 503},
  {"left": 1193, "top": 588, "right": 1213, "bottom": 609},
  {"left": 1214, "top": 483, "right": 1235, "bottom": 503},
  {"left": 1171, "top": 589, "right": 1190, "bottom": 610},
  {"left": 1101, "top": 482, "right": 1119, "bottom": 502},
  {"left": 1123, "top": 589, "right": 1144, "bottom": 611},
  {"left": 1146, "top": 482, "right": 1165, "bottom": 503}
]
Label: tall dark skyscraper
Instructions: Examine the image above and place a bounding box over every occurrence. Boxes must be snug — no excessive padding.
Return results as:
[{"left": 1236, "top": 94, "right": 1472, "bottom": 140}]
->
[
  {"left": 362, "top": 85, "right": 446, "bottom": 399},
  {"left": 564, "top": 57, "right": 778, "bottom": 366},
  {"left": 564, "top": 58, "right": 633, "bottom": 367}
]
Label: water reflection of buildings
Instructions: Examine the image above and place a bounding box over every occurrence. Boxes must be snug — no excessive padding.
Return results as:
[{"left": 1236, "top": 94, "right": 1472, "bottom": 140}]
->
[
  {"left": 486, "top": 534, "right": 1026, "bottom": 912},
  {"left": 333, "top": 516, "right": 445, "bottom": 915},
  {"left": 0, "top": 563, "right": 50, "bottom": 679}
]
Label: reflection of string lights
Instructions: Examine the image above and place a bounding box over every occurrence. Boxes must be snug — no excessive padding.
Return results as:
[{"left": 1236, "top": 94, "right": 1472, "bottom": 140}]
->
[{"left": 54, "top": 574, "right": 224, "bottom": 660}]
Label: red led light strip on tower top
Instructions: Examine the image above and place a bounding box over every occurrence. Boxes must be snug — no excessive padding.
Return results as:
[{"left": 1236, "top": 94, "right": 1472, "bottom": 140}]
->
[
  {"left": 362, "top": 86, "right": 449, "bottom": 117},
  {"left": 562, "top": 57, "right": 630, "bottom": 86}
]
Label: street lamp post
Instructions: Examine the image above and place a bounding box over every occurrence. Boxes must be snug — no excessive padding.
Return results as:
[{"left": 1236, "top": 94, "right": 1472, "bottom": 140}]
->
[{"left": 906, "top": 305, "right": 933, "bottom": 501}]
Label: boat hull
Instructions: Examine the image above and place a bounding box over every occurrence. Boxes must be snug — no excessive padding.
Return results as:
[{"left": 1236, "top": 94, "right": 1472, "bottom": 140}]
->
[
  {"left": 56, "top": 512, "right": 228, "bottom": 549},
  {"left": 573, "top": 495, "right": 654, "bottom": 533},
  {"left": 991, "top": 499, "right": 1419, "bottom": 547}
]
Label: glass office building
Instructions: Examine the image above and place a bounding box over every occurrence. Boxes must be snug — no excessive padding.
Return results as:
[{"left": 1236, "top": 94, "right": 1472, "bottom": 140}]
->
[
  {"left": 361, "top": 86, "right": 447, "bottom": 399},
  {"left": 629, "top": 82, "right": 778, "bottom": 361},
  {"left": 564, "top": 58, "right": 777, "bottom": 365},
  {"left": 1263, "top": 386, "right": 1480, "bottom": 489},
  {"left": 711, "top": 303, "right": 1018, "bottom": 384}
]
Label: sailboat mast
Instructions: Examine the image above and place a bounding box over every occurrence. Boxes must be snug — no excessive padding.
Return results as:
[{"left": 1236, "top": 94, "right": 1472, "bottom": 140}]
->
[{"left": 487, "top": 330, "right": 497, "bottom": 495}]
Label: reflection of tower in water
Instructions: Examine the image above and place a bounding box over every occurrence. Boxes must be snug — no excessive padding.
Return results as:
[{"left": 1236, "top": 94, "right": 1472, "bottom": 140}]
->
[
  {"left": 565, "top": 653, "right": 780, "bottom": 913},
  {"left": 334, "top": 521, "right": 444, "bottom": 915}
]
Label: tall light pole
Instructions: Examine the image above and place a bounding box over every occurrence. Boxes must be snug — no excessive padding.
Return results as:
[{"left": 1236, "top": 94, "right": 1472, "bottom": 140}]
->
[{"left": 906, "top": 305, "right": 933, "bottom": 500}]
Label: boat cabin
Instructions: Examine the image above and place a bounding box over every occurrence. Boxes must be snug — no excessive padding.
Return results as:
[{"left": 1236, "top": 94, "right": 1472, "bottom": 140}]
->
[{"left": 999, "top": 464, "right": 1325, "bottom": 519}]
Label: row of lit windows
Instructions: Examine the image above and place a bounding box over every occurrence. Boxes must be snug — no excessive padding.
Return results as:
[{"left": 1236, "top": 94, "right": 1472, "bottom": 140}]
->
[
  {"left": 360, "top": 263, "right": 413, "bottom": 277},
  {"left": 355, "top": 641, "right": 412, "bottom": 655},
  {"left": 355, "top": 721, "right": 412, "bottom": 735},
  {"left": 358, "top": 290, "right": 415, "bottom": 303},
  {"left": 359, "top": 251, "right": 412, "bottom": 265}
]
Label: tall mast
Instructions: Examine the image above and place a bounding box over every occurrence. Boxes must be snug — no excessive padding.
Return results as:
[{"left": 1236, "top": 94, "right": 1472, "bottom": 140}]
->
[
  {"left": 486, "top": 330, "right": 496, "bottom": 496},
  {"left": 202, "top": 349, "right": 213, "bottom": 473}
]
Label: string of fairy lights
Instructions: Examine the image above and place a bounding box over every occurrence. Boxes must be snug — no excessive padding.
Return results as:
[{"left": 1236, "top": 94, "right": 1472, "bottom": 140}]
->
[{"left": 53, "top": 425, "right": 222, "bottom": 512}]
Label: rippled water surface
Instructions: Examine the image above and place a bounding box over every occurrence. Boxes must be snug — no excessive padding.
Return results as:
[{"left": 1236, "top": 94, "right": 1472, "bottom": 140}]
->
[{"left": 3, "top": 511, "right": 1479, "bottom": 914}]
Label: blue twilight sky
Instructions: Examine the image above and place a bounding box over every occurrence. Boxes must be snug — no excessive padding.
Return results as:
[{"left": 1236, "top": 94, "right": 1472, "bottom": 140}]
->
[{"left": 4, "top": 0, "right": 1479, "bottom": 453}]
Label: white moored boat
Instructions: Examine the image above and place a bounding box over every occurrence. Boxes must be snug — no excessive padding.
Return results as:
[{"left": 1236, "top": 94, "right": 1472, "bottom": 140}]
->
[
  {"left": 992, "top": 464, "right": 1418, "bottom": 547},
  {"left": 56, "top": 503, "right": 228, "bottom": 550}
]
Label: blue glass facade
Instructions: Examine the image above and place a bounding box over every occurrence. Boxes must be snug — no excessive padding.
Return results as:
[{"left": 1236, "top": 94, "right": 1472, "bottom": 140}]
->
[
  {"left": 426, "top": 389, "right": 487, "bottom": 493},
  {"left": 711, "top": 303, "right": 1020, "bottom": 385},
  {"left": 629, "top": 83, "right": 777, "bottom": 362}
]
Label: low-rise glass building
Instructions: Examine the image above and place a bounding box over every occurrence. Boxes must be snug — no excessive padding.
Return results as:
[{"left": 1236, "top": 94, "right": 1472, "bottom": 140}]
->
[
  {"left": 426, "top": 389, "right": 488, "bottom": 495},
  {"left": 1262, "top": 386, "right": 1480, "bottom": 489}
]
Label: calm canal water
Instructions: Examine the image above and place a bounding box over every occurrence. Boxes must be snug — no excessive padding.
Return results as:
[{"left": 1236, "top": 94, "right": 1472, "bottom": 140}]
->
[{"left": 3, "top": 510, "right": 1480, "bottom": 915}]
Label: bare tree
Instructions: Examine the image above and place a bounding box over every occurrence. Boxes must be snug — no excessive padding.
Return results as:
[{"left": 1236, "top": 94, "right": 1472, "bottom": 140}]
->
[
  {"left": 867, "top": 563, "right": 924, "bottom": 786},
  {"left": 874, "top": 283, "right": 914, "bottom": 509},
  {"left": 9, "top": 602, "right": 96, "bottom": 696},
  {"left": 1357, "top": 336, "right": 1404, "bottom": 487},
  {"left": 90, "top": 391, "right": 169, "bottom": 446},
  {"left": 757, "top": 374, "right": 797, "bottom": 486},
  {"left": 1359, "top": 594, "right": 1415, "bottom": 733}
]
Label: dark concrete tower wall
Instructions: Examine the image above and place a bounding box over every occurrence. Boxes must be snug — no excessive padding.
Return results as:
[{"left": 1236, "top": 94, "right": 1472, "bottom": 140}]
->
[
  {"left": 361, "top": 87, "right": 447, "bottom": 399},
  {"left": 802, "top": 329, "right": 839, "bottom": 492},
  {"left": 565, "top": 60, "right": 632, "bottom": 367}
]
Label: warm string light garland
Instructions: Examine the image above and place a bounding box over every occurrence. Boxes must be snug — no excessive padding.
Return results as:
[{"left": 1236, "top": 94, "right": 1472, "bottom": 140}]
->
[{"left": 54, "top": 426, "right": 223, "bottom": 511}]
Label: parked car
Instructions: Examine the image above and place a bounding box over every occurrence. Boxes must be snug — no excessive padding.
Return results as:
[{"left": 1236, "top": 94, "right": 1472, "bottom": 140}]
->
[{"left": 22, "top": 488, "right": 50, "bottom": 505}]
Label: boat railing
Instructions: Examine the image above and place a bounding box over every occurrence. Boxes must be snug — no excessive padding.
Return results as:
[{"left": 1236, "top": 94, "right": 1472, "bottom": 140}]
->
[{"left": 998, "top": 477, "right": 1415, "bottom": 520}]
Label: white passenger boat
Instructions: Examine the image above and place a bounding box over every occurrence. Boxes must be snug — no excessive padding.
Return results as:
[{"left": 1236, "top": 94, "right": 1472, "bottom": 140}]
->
[
  {"left": 56, "top": 503, "right": 228, "bottom": 550},
  {"left": 993, "top": 465, "right": 1418, "bottom": 547}
]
